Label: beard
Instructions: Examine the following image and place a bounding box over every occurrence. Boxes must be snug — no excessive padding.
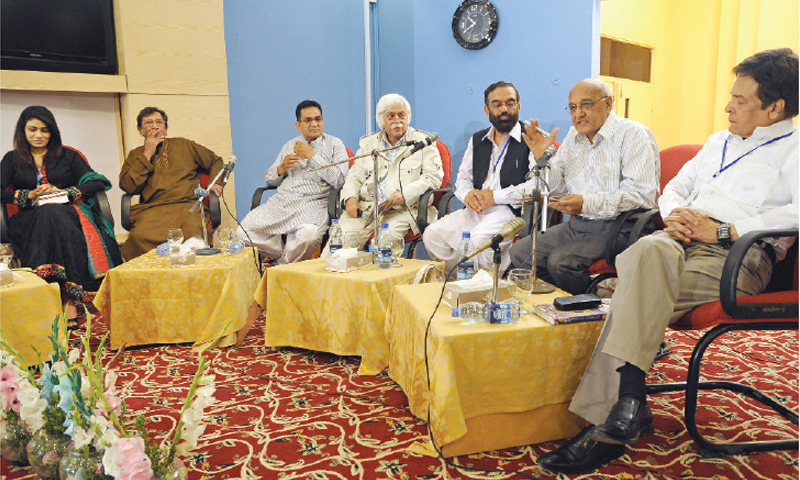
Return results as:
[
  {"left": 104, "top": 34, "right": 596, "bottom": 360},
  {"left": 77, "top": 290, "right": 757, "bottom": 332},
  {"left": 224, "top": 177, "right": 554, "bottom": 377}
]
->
[{"left": 489, "top": 111, "right": 518, "bottom": 133}]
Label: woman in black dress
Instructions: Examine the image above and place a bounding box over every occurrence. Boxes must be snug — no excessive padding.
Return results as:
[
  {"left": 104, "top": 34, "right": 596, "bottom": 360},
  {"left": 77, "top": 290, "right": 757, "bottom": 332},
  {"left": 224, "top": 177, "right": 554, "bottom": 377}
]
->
[{"left": 0, "top": 106, "right": 123, "bottom": 325}]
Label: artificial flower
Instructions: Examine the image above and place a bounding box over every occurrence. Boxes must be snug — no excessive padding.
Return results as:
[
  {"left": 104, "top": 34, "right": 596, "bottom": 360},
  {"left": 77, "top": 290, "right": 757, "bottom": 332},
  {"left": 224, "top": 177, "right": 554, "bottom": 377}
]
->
[
  {"left": 17, "top": 380, "right": 47, "bottom": 431},
  {"left": 104, "top": 437, "right": 154, "bottom": 480},
  {"left": 0, "top": 364, "right": 21, "bottom": 412}
]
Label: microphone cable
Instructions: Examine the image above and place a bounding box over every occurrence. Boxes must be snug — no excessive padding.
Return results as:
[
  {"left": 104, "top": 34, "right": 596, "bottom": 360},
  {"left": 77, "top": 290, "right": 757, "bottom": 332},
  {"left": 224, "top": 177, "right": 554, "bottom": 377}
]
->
[
  {"left": 420, "top": 265, "right": 547, "bottom": 480},
  {"left": 218, "top": 190, "right": 264, "bottom": 277}
]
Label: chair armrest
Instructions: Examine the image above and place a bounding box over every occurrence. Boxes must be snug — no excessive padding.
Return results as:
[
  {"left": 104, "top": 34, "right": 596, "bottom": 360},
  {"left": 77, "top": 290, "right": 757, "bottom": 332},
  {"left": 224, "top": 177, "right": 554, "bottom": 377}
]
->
[
  {"left": 209, "top": 193, "right": 221, "bottom": 230},
  {"left": 437, "top": 189, "right": 457, "bottom": 219},
  {"left": 328, "top": 186, "right": 343, "bottom": 221},
  {"left": 416, "top": 186, "right": 453, "bottom": 232},
  {"left": 0, "top": 204, "right": 8, "bottom": 244},
  {"left": 95, "top": 191, "right": 115, "bottom": 228},
  {"left": 604, "top": 208, "right": 650, "bottom": 267},
  {"left": 720, "top": 228, "right": 798, "bottom": 318},
  {"left": 121, "top": 193, "right": 133, "bottom": 231},
  {"left": 251, "top": 186, "right": 276, "bottom": 211}
]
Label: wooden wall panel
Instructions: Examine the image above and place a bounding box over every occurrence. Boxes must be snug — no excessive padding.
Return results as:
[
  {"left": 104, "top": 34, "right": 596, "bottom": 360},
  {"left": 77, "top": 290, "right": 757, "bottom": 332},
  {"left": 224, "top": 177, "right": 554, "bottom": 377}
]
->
[{"left": 115, "top": 0, "right": 229, "bottom": 96}]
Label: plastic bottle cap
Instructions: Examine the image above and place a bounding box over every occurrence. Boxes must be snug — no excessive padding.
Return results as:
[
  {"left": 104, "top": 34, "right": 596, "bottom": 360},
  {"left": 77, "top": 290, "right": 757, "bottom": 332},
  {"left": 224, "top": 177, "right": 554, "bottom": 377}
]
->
[
  {"left": 332, "top": 219, "right": 338, "bottom": 224},
  {"left": 451, "top": 306, "right": 459, "bottom": 317},
  {"left": 381, "top": 222, "right": 389, "bottom": 228},
  {"left": 462, "top": 231, "right": 470, "bottom": 238}
]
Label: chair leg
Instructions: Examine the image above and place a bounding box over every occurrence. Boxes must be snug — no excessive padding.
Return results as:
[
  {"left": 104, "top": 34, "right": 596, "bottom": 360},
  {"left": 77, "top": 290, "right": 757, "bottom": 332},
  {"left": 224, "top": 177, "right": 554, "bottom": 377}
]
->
[{"left": 647, "top": 322, "right": 799, "bottom": 458}]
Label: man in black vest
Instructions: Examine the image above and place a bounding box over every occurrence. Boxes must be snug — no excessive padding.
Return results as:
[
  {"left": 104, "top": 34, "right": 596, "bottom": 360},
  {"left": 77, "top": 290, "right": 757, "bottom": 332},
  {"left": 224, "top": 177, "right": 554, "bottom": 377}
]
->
[{"left": 423, "top": 81, "right": 538, "bottom": 277}]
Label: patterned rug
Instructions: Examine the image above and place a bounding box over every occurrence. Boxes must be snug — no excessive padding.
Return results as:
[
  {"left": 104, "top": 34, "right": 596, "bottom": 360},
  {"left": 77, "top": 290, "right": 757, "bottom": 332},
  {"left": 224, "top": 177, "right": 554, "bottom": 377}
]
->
[{"left": 2, "top": 311, "right": 797, "bottom": 480}]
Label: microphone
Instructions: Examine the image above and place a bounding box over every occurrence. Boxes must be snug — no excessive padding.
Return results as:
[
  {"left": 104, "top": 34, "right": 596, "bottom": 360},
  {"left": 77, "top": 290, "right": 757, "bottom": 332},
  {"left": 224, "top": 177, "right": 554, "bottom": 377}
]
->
[
  {"left": 220, "top": 155, "right": 237, "bottom": 188},
  {"left": 536, "top": 145, "right": 557, "bottom": 169},
  {"left": 409, "top": 132, "right": 439, "bottom": 154},
  {"left": 458, "top": 217, "right": 526, "bottom": 262}
]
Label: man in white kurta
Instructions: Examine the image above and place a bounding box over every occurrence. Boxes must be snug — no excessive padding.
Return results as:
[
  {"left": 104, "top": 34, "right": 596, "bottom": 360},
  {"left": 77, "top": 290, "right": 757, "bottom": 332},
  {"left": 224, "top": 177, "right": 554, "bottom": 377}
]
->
[
  {"left": 329, "top": 94, "right": 443, "bottom": 252},
  {"left": 423, "top": 82, "right": 536, "bottom": 277},
  {"left": 536, "top": 48, "right": 799, "bottom": 476},
  {"left": 238, "top": 100, "right": 348, "bottom": 264}
]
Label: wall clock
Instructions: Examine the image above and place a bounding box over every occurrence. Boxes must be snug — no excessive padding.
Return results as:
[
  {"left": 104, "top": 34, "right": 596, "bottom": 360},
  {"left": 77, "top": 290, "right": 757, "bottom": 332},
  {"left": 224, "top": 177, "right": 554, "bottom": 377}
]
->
[{"left": 452, "top": 0, "right": 499, "bottom": 50}]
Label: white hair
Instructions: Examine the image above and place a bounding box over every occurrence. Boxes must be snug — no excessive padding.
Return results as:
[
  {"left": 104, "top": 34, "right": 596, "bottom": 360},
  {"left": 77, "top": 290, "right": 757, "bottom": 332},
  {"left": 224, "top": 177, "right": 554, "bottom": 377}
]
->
[{"left": 375, "top": 94, "right": 411, "bottom": 129}]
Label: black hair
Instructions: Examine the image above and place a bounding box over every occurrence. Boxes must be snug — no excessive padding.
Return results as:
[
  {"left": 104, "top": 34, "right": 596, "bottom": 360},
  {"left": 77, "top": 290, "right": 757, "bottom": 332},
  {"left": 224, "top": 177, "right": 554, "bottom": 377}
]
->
[
  {"left": 136, "top": 107, "right": 169, "bottom": 129},
  {"left": 295, "top": 100, "right": 322, "bottom": 121},
  {"left": 733, "top": 48, "right": 799, "bottom": 118},
  {"left": 12, "top": 105, "right": 63, "bottom": 174},
  {"left": 484, "top": 81, "right": 520, "bottom": 106}
]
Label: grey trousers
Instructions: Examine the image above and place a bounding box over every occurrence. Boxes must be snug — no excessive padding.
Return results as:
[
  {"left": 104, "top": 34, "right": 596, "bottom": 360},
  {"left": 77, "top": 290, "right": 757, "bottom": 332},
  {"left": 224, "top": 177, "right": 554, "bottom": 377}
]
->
[
  {"left": 509, "top": 216, "right": 634, "bottom": 294},
  {"left": 568, "top": 231, "right": 773, "bottom": 426}
]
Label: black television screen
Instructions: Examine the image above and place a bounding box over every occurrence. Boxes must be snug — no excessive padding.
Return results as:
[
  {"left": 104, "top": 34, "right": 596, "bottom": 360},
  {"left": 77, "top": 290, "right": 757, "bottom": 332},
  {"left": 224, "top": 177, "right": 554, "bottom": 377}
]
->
[{"left": 1, "top": 0, "right": 118, "bottom": 75}]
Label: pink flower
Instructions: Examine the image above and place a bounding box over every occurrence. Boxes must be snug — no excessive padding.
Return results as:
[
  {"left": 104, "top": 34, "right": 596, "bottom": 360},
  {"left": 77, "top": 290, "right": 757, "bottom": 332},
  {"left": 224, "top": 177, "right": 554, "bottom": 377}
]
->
[
  {"left": 0, "top": 365, "right": 20, "bottom": 412},
  {"left": 94, "top": 387, "right": 123, "bottom": 420},
  {"left": 110, "top": 437, "right": 154, "bottom": 480}
]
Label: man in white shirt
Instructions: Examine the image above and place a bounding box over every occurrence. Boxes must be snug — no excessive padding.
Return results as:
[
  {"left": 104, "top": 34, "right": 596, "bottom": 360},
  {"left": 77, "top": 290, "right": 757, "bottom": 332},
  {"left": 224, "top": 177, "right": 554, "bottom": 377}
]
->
[
  {"left": 536, "top": 48, "right": 799, "bottom": 475},
  {"left": 237, "top": 100, "right": 348, "bottom": 264},
  {"left": 423, "top": 81, "right": 535, "bottom": 276},
  {"left": 510, "top": 78, "right": 661, "bottom": 294},
  {"left": 330, "top": 94, "right": 443, "bottom": 252}
]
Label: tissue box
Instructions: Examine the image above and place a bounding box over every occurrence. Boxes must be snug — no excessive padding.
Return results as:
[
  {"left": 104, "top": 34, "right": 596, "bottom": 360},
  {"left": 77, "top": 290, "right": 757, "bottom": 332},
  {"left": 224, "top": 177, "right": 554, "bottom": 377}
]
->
[
  {"left": 325, "top": 251, "right": 373, "bottom": 272},
  {"left": 0, "top": 268, "right": 12, "bottom": 286},
  {"left": 170, "top": 251, "right": 196, "bottom": 268},
  {"left": 443, "top": 281, "right": 512, "bottom": 308}
]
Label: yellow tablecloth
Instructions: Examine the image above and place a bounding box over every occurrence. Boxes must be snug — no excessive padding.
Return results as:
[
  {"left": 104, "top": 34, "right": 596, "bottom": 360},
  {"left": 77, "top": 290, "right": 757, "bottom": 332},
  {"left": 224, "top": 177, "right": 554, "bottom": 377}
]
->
[
  {"left": 386, "top": 283, "right": 605, "bottom": 456},
  {"left": 1, "top": 270, "right": 63, "bottom": 366},
  {"left": 254, "top": 258, "right": 443, "bottom": 375},
  {"left": 95, "top": 248, "right": 261, "bottom": 350}
]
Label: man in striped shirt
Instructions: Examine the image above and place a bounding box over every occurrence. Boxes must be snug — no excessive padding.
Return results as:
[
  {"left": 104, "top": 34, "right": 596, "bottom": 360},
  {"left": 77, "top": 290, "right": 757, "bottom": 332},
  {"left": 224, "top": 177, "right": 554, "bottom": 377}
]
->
[
  {"left": 237, "top": 100, "right": 348, "bottom": 264},
  {"left": 510, "top": 78, "right": 660, "bottom": 294}
]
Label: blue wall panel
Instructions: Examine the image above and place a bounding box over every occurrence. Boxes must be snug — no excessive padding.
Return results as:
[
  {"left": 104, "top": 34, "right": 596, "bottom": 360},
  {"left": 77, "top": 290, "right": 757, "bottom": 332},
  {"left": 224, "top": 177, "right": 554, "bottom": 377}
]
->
[
  {"left": 224, "top": 0, "right": 367, "bottom": 217},
  {"left": 224, "top": 0, "right": 598, "bottom": 219}
]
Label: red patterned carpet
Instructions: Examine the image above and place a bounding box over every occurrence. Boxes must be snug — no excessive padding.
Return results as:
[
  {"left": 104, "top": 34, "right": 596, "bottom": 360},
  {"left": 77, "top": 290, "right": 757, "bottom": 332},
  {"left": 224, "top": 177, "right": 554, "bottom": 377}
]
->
[{"left": 2, "top": 310, "right": 797, "bottom": 480}]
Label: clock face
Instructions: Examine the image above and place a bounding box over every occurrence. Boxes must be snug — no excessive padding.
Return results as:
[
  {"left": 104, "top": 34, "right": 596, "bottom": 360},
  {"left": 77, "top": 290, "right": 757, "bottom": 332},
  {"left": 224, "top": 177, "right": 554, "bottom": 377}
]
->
[{"left": 452, "top": 0, "right": 499, "bottom": 50}]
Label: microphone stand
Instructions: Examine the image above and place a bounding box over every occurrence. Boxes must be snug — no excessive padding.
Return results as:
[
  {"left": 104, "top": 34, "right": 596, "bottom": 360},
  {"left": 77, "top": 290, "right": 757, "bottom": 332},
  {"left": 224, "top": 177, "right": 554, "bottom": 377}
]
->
[
  {"left": 524, "top": 164, "right": 556, "bottom": 294},
  {"left": 192, "top": 165, "right": 227, "bottom": 256}
]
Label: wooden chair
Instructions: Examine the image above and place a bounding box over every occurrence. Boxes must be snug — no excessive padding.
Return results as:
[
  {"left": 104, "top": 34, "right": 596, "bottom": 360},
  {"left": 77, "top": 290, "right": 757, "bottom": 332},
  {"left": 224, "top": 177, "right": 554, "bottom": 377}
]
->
[
  {"left": 121, "top": 170, "right": 220, "bottom": 231},
  {"left": 647, "top": 228, "right": 799, "bottom": 457}
]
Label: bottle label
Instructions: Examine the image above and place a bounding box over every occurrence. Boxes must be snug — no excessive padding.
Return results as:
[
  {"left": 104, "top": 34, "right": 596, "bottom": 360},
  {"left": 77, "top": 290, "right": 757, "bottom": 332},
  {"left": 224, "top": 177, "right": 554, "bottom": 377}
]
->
[
  {"left": 456, "top": 264, "right": 475, "bottom": 281},
  {"left": 329, "top": 243, "right": 342, "bottom": 255},
  {"left": 377, "top": 247, "right": 392, "bottom": 266}
]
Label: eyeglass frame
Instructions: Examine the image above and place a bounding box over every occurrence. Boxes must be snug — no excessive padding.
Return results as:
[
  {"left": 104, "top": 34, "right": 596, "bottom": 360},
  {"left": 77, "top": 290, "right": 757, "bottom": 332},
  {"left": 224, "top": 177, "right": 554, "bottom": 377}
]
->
[
  {"left": 565, "top": 95, "right": 610, "bottom": 114},
  {"left": 488, "top": 99, "right": 519, "bottom": 110},
  {"left": 299, "top": 116, "right": 323, "bottom": 125}
]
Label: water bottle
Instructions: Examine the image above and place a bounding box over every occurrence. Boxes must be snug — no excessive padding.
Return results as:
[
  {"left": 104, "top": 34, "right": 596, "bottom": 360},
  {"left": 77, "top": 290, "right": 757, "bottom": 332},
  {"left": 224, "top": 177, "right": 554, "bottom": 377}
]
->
[
  {"left": 376, "top": 222, "right": 392, "bottom": 269},
  {"left": 329, "top": 219, "right": 343, "bottom": 255},
  {"left": 456, "top": 231, "right": 477, "bottom": 281}
]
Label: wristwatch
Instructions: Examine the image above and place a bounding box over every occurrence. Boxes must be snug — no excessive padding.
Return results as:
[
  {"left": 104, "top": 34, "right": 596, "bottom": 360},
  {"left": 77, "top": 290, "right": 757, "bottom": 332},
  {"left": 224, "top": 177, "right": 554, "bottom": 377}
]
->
[{"left": 716, "top": 223, "right": 733, "bottom": 249}]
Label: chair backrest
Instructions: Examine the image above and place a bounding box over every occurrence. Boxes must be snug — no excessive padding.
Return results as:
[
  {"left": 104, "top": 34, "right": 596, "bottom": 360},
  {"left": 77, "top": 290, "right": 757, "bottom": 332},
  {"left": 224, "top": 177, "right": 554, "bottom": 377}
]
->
[{"left": 660, "top": 144, "right": 702, "bottom": 192}]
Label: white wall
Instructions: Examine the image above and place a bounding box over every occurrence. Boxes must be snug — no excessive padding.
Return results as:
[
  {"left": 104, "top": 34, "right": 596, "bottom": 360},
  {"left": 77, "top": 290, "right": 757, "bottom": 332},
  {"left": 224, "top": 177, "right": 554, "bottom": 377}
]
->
[{"left": 1, "top": 91, "right": 125, "bottom": 234}]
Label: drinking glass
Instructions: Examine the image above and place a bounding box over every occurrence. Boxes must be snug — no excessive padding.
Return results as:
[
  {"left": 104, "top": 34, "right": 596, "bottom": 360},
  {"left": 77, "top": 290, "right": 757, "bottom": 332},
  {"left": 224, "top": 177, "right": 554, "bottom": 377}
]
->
[
  {"left": 216, "top": 227, "right": 233, "bottom": 253},
  {"left": 344, "top": 231, "right": 361, "bottom": 250},
  {"left": 391, "top": 235, "right": 405, "bottom": 267},
  {"left": 507, "top": 268, "right": 534, "bottom": 314},
  {"left": 0, "top": 244, "right": 12, "bottom": 267},
  {"left": 167, "top": 228, "right": 184, "bottom": 253}
]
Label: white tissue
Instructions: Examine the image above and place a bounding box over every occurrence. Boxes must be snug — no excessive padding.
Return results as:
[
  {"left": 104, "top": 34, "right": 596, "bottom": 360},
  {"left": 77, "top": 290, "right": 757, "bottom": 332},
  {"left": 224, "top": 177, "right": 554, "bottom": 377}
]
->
[
  {"left": 451, "top": 269, "right": 494, "bottom": 289},
  {"left": 330, "top": 247, "right": 360, "bottom": 259}
]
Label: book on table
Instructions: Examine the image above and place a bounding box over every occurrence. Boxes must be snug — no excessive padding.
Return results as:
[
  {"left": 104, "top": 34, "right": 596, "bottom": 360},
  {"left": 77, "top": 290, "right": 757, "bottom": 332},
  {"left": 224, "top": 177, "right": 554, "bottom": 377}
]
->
[{"left": 533, "top": 301, "right": 609, "bottom": 325}]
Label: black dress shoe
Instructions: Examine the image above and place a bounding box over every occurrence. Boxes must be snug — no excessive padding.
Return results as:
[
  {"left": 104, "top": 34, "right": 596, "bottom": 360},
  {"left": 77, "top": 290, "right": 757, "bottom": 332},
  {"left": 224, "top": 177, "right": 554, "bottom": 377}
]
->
[
  {"left": 537, "top": 426, "right": 625, "bottom": 475},
  {"left": 589, "top": 395, "right": 654, "bottom": 445}
]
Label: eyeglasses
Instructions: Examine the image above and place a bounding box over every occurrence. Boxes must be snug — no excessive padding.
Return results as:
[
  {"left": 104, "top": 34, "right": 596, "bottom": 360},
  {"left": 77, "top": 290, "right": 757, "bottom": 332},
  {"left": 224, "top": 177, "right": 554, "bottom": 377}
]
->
[
  {"left": 142, "top": 119, "right": 166, "bottom": 127},
  {"left": 489, "top": 100, "right": 518, "bottom": 110},
  {"left": 300, "top": 116, "right": 323, "bottom": 125},
  {"left": 384, "top": 111, "right": 408, "bottom": 121},
  {"left": 565, "top": 96, "right": 609, "bottom": 114}
]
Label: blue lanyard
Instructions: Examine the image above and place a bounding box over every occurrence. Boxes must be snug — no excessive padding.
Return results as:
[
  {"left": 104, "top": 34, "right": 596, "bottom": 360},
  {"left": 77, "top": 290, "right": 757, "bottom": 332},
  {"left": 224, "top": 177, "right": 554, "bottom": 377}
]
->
[
  {"left": 715, "top": 130, "right": 794, "bottom": 178},
  {"left": 492, "top": 137, "right": 511, "bottom": 173}
]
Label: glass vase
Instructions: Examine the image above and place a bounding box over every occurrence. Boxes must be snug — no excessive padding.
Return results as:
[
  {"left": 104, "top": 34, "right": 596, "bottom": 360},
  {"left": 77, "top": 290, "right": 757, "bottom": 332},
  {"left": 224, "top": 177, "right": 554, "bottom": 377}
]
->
[
  {"left": 26, "top": 429, "right": 71, "bottom": 480},
  {"left": 59, "top": 444, "right": 113, "bottom": 480},
  {"left": 155, "top": 457, "right": 188, "bottom": 480},
  {"left": 0, "top": 412, "right": 33, "bottom": 466}
]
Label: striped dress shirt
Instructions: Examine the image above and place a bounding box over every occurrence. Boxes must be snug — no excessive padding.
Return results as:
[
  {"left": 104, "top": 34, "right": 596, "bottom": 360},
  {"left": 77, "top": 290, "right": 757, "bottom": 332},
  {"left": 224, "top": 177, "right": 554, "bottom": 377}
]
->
[{"left": 549, "top": 112, "right": 660, "bottom": 220}]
